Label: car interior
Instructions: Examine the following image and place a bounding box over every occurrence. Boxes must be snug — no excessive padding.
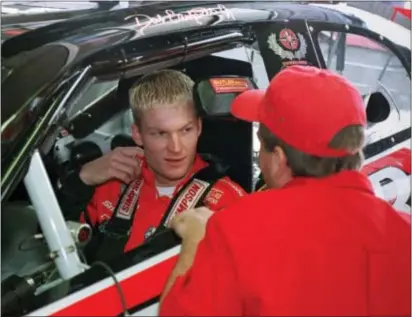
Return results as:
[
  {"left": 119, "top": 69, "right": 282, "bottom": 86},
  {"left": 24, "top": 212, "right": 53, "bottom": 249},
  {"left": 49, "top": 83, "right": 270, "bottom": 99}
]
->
[
  {"left": 62, "top": 54, "right": 257, "bottom": 193},
  {"left": 2, "top": 52, "right": 258, "bottom": 291}
]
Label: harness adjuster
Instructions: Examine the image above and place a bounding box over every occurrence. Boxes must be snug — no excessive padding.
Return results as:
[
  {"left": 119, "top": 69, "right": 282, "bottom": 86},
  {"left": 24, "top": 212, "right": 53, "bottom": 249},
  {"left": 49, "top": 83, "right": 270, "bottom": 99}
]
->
[{"left": 98, "top": 220, "right": 129, "bottom": 239}]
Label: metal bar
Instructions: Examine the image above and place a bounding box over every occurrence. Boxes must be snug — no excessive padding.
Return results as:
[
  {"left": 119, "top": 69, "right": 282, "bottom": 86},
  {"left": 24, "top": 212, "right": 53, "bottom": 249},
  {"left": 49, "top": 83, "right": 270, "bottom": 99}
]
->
[
  {"left": 378, "top": 54, "right": 393, "bottom": 82},
  {"left": 305, "top": 20, "right": 321, "bottom": 67},
  {"left": 49, "top": 65, "right": 92, "bottom": 125},
  {"left": 2, "top": 66, "right": 91, "bottom": 203},
  {"left": 110, "top": 31, "right": 245, "bottom": 78},
  {"left": 23, "top": 150, "right": 84, "bottom": 279}
]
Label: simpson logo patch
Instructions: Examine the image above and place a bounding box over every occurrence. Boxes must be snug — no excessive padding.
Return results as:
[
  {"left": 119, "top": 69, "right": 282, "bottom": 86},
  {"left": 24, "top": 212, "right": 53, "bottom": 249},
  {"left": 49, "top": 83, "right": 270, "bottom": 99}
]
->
[
  {"left": 209, "top": 78, "right": 250, "bottom": 94},
  {"left": 164, "top": 179, "right": 210, "bottom": 227},
  {"left": 116, "top": 177, "right": 143, "bottom": 220}
]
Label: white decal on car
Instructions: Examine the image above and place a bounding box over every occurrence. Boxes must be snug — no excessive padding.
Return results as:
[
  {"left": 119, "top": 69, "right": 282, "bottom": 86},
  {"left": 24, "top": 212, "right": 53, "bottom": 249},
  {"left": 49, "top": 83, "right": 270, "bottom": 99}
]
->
[{"left": 125, "top": 4, "right": 236, "bottom": 36}]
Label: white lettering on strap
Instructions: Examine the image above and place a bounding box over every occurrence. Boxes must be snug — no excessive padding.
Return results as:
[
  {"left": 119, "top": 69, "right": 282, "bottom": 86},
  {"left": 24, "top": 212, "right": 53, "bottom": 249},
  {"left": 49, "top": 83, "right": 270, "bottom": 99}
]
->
[
  {"left": 164, "top": 179, "right": 210, "bottom": 227},
  {"left": 116, "top": 177, "right": 144, "bottom": 220}
]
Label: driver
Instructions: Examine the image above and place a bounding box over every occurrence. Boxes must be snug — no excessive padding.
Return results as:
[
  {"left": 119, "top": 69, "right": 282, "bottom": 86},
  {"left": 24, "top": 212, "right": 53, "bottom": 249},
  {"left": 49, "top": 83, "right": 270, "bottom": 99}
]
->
[{"left": 58, "top": 69, "right": 246, "bottom": 262}]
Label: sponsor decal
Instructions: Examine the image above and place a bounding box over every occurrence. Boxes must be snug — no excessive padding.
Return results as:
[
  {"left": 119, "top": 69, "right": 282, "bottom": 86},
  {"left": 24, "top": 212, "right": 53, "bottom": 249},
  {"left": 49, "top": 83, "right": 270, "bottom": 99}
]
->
[
  {"left": 100, "top": 214, "right": 111, "bottom": 222},
  {"left": 125, "top": 4, "right": 236, "bottom": 37},
  {"left": 267, "top": 28, "right": 307, "bottom": 60},
  {"left": 362, "top": 148, "right": 411, "bottom": 213},
  {"left": 205, "top": 188, "right": 224, "bottom": 205},
  {"left": 209, "top": 77, "right": 250, "bottom": 94},
  {"left": 102, "top": 200, "right": 115, "bottom": 213},
  {"left": 281, "top": 60, "right": 309, "bottom": 69},
  {"left": 4, "top": 28, "right": 27, "bottom": 36},
  {"left": 279, "top": 28, "right": 300, "bottom": 50},
  {"left": 116, "top": 177, "right": 143, "bottom": 220},
  {"left": 164, "top": 179, "right": 210, "bottom": 227}
]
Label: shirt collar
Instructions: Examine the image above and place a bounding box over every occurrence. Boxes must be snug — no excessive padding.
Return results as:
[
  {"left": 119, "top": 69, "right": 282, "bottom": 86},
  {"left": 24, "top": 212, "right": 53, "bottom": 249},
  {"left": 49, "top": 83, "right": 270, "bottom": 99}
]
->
[
  {"left": 141, "top": 154, "right": 208, "bottom": 190},
  {"left": 284, "top": 170, "right": 374, "bottom": 195}
]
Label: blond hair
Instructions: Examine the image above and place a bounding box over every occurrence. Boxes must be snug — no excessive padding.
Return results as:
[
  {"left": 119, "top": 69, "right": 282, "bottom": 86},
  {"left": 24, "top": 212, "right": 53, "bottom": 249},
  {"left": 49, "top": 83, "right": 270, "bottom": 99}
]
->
[{"left": 129, "top": 69, "right": 195, "bottom": 125}]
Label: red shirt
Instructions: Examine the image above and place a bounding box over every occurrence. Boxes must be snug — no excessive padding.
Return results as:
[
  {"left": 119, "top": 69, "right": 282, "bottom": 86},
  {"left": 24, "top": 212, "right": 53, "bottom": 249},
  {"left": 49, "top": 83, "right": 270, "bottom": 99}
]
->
[
  {"left": 82, "top": 155, "right": 246, "bottom": 252},
  {"left": 160, "top": 171, "right": 411, "bottom": 316}
]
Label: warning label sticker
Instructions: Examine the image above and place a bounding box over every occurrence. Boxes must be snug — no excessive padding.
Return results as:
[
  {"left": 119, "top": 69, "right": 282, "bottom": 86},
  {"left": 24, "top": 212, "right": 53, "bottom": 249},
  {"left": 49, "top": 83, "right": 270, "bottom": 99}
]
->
[{"left": 209, "top": 78, "right": 250, "bottom": 94}]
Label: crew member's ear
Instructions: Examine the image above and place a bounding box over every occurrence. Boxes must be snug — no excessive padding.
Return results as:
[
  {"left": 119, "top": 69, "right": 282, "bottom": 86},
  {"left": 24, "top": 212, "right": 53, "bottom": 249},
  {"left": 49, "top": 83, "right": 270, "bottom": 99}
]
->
[
  {"left": 273, "top": 146, "right": 288, "bottom": 168},
  {"left": 131, "top": 124, "right": 143, "bottom": 147}
]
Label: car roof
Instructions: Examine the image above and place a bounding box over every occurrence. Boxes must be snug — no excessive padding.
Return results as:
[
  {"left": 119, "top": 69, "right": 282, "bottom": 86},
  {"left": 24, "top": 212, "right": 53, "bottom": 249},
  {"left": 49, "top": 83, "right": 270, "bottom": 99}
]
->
[{"left": 1, "top": 1, "right": 362, "bottom": 59}]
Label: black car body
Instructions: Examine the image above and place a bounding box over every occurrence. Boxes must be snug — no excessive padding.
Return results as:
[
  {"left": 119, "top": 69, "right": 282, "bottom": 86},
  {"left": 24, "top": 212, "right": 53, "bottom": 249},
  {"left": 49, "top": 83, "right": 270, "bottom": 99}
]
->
[{"left": 1, "top": 2, "right": 410, "bottom": 316}]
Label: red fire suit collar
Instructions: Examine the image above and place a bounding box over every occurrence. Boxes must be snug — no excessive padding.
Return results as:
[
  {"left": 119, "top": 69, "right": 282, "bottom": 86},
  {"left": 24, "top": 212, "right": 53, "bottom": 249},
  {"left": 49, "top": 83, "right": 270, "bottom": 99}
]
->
[{"left": 140, "top": 154, "right": 208, "bottom": 195}]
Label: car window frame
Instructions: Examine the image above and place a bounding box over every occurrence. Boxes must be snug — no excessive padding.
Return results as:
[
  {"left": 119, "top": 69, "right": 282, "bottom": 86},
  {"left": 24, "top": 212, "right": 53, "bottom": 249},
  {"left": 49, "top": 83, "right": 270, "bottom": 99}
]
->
[
  {"left": 310, "top": 20, "right": 410, "bottom": 72},
  {"left": 308, "top": 22, "right": 411, "bottom": 153}
]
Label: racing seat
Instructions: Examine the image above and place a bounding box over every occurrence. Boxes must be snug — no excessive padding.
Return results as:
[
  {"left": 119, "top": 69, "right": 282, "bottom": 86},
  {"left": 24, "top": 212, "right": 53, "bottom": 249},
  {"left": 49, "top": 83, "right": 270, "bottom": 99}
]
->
[{"left": 194, "top": 76, "right": 257, "bottom": 193}]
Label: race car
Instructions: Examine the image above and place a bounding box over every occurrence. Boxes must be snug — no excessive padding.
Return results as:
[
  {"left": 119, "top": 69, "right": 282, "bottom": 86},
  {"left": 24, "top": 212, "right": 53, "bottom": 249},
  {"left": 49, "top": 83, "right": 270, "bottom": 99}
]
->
[{"left": 1, "top": 1, "right": 410, "bottom": 316}]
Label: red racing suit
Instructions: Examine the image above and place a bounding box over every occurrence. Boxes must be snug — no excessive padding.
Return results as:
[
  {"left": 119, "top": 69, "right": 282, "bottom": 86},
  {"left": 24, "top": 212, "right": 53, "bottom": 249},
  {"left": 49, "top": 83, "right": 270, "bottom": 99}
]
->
[{"left": 80, "top": 155, "right": 247, "bottom": 252}]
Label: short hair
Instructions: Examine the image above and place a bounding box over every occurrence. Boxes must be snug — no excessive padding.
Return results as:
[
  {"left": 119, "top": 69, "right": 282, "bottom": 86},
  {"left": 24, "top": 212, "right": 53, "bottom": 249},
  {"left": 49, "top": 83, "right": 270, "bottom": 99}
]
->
[
  {"left": 129, "top": 69, "right": 195, "bottom": 125},
  {"left": 259, "top": 124, "right": 365, "bottom": 177}
]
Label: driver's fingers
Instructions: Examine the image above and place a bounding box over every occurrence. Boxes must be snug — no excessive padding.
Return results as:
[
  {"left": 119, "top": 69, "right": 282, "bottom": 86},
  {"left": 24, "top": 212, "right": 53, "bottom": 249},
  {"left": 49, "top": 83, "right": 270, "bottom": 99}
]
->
[
  {"left": 119, "top": 146, "right": 145, "bottom": 158},
  {"left": 113, "top": 152, "right": 140, "bottom": 169},
  {"left": 194, "top": 207, "right": 213, "bottom": 220},
  {"left": 170, "top": 214, "right": 184, "bottom": 233},
  {"left": 114, "top": 170, "right": 134, "bottom": 184},
  {"left": 113, "top": 154, "right": 141, "bottom": 178},
  {"left": 109, "top": 161, "right": 135, "bottom": 182}
]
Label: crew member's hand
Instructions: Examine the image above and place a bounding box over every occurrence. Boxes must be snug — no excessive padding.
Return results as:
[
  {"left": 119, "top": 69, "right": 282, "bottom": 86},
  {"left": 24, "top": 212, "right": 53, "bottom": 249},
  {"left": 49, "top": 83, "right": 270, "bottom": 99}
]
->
[
  {"left": 79, "top": 146, "right": 144, "bottom": 186},
  {"left": 170, "top": 207, "right": 213, "bottom": 243}
]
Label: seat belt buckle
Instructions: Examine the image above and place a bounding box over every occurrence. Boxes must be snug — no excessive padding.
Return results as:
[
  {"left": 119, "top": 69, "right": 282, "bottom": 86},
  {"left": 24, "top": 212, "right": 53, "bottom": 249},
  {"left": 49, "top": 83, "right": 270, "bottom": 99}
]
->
[{"left": 98, "top": 221, "right": 129, "bottom": 240}]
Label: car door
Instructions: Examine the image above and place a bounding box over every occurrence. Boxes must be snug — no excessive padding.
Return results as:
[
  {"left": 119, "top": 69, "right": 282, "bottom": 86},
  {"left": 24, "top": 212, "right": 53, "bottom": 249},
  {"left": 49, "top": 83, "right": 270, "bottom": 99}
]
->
[{"left": 253, "top": 20, "right": 411, "bottom": 215}]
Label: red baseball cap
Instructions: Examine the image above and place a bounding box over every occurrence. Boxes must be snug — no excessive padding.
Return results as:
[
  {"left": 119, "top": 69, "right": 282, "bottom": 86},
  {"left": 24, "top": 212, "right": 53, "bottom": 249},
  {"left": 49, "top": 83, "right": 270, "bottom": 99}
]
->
[{"left": 231, "top": 66, "right": 367, "bottom": 157}]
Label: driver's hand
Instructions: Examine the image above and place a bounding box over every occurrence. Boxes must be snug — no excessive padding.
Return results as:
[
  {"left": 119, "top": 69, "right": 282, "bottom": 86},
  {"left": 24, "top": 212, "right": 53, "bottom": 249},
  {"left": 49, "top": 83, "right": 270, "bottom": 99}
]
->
[
  {"left": 170, "top": 207, "right": 213, "bottom": 243},
  {"left": 79, "top": 146, "right": 144, "bottom": 186}
]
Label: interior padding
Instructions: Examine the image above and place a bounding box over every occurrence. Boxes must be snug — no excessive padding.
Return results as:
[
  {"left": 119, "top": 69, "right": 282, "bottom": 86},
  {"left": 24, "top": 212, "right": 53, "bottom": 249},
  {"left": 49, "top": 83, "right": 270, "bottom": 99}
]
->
[
  {"left": 194, "top": 75, "right": 256, "bottom": 193},
  {"left": 198, "top": 117, "right": 253, "bottom": 192}
]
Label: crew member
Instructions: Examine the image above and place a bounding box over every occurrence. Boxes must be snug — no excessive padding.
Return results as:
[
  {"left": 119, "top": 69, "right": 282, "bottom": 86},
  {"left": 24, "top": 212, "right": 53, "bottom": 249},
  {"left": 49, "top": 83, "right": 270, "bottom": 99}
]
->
[
  {"left": 58, "top": 69, "right": 246, "bottom": 262},
  {"left": 160, "top": 66, "right": 411, "bottom": 316}
]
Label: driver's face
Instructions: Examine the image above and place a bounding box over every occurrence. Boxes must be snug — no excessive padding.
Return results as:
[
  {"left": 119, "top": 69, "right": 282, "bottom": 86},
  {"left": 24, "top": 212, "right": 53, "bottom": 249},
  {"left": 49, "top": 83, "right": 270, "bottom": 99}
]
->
[{"left": 132, "top": 102, "right": 201, "bottom": 186}]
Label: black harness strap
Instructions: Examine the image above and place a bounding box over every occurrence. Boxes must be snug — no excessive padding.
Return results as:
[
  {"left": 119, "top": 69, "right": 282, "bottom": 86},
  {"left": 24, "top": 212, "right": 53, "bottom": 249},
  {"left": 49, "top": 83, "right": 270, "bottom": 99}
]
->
[
  {"left": 84, "top": 177, "right": 143, "bottom": 262},
  {"left": 85, "top": 163, "right": 225, "bottom": 263}
]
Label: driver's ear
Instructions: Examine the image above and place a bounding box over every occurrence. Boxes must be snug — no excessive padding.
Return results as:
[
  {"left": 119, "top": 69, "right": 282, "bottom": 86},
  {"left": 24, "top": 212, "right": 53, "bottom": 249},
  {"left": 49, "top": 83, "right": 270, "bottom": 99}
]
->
[
  {"left": 196, "top": 117, "right": 202, "bottom": 137},
  {"left": 131, "top": 124, "right": 143, "bottom": 147}
]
